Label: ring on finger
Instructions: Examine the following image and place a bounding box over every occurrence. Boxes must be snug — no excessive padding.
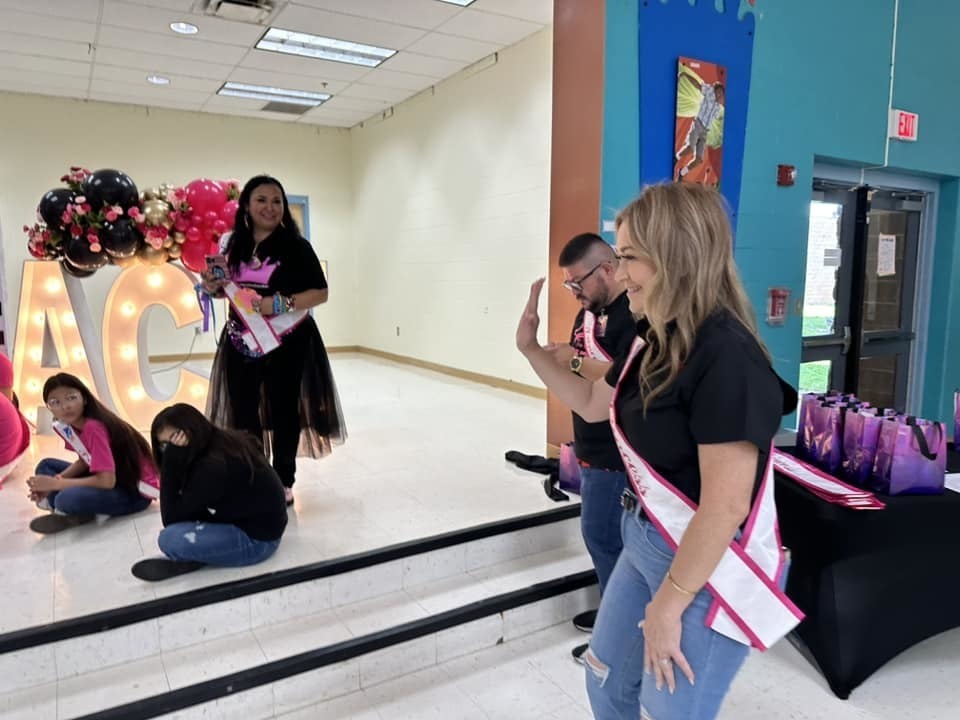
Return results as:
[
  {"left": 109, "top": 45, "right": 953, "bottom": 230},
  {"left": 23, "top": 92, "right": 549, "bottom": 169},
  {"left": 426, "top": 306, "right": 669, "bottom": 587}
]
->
[{"left": 659, "top": 657, "right": 671, "bottom": 665}]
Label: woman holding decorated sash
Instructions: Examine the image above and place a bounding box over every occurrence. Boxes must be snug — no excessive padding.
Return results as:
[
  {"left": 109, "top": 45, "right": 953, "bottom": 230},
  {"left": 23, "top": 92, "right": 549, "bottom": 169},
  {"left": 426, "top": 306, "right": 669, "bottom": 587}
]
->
[
  {"left": 516, "top": 183, "right": 800, "bottom": 720},
  {"left": 201, "top": 175, "right": 345, "bottom": 506}
]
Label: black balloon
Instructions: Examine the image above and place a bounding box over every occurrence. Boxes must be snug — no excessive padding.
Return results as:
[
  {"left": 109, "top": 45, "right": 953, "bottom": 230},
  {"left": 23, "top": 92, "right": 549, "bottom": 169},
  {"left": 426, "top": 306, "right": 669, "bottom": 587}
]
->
[
  {"left": 60, "top": 259, "right": 96, "bottom": 278},
  {"left": 63, "top": 236, "right": 109, "bottom": 271},
  {"left": 99, "top": 217, "right": 141, "bottom": 259},
  {"left": 82, "top": 169, "right": 139, "bottom": 211},
  {"left": 38, "top": 188, "right": 76, "bottom": 231}
]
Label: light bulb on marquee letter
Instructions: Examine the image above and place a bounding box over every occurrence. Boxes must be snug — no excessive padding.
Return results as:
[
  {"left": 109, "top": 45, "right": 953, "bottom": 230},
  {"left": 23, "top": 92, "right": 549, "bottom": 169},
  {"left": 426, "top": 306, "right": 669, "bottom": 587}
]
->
[{"left": 103, "top": 263, "right": 209, "bottom": 429}]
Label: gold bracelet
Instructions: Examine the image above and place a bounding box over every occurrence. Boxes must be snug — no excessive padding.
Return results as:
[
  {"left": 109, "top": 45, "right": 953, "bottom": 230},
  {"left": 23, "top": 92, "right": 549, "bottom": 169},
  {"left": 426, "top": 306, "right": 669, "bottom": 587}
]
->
[{"left": 667, "top": 570, "right": 697, "bottom": 596}]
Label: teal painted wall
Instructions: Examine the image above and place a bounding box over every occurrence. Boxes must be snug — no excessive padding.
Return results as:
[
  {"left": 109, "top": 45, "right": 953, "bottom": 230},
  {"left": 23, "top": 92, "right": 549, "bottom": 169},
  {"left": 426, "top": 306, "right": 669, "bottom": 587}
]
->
[{"left": 601, "top": 0, "right": 960, "bottom": 427}]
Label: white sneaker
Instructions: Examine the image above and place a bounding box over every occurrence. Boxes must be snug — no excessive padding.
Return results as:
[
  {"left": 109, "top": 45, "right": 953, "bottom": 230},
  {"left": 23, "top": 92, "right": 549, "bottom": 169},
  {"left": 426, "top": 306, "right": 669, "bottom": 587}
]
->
[{"left": 36, "top": 497, "right": 52, "bottom": 511}]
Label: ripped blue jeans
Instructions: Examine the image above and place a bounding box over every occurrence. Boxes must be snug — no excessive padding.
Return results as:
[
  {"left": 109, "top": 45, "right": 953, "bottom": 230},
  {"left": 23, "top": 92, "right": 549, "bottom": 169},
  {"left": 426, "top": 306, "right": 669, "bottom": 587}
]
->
[
  {"left": 584, "top": 509, "right": 754, "bottom": 720},
  {"left": 158, "top": 522, "right": 280, "bottom": 567}
]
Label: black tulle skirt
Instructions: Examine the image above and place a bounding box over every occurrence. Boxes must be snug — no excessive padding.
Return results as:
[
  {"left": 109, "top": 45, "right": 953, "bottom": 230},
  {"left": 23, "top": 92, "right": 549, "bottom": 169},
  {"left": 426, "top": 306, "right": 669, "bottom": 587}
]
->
[{"left": 206, "top": 316, "right": 346, "bottom": 459}]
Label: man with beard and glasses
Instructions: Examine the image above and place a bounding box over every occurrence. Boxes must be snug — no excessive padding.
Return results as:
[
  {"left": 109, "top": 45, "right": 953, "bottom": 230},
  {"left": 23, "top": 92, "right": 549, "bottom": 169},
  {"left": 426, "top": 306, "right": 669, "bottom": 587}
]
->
[{"left": 546, "top": 233, "right": 635, "bottom": 663}]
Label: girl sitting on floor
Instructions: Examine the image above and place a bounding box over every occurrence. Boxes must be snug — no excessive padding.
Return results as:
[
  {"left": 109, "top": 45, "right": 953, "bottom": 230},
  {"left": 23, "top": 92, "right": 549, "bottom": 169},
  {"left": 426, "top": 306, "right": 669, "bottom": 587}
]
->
[
  {"left": 27, "top": 373, "right": 158, "bottom": 534},
  {"left": 132, "top": 403, "right": 288, "bottom": 581}
]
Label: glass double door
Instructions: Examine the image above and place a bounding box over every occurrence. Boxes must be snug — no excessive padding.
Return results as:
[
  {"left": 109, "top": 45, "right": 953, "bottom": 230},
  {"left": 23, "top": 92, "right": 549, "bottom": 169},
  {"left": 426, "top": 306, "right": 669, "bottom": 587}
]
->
[{"left": 800, "top": 182, "right": 921, "bottom": 409}]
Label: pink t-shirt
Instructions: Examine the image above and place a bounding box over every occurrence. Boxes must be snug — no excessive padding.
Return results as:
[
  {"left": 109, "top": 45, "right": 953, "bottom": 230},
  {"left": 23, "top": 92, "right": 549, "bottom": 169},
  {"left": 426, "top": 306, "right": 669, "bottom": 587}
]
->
[
  {"left": 0, "top": 394, "right": 29, "bottom": 470},
  {"left": 64, "top": 418, "right": 160, "bottom": 493},
  {"left": 0, "top": 353, "right": 13, "bottom": 389}
]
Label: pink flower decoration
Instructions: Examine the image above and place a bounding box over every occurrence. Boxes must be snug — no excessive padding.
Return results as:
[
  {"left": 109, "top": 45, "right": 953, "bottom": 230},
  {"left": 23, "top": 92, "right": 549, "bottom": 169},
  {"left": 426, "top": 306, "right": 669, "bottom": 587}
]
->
[
  {"left": 62, "top": 209, "right": 73, "bottom": 224},
  {"left": 105, "top": 209, "right": 119, "bottom": 222},
  {"left": 90, "top": 242, "right": 102, "bottom": 253},
  {"left": 87, "top": 232, "right": 99, "bottom": 244},
  {"left": 75, "top": 195, "right": 86, "bottom": 203},
  {"left": 70, "top": 225, "right": 83, "bottom": 238}
]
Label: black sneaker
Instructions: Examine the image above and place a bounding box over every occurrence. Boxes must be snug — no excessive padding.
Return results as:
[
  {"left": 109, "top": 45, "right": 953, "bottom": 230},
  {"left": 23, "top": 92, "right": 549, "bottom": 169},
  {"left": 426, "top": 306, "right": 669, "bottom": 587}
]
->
[
  {"left": 573, "top": 609, "right": 597, "bottom": 632},
  {"left": 572, "top": 643, "right": 589, "bottom": 664},
  {"left": 131, "top": 558, "right": 206, "bottom": 582},
  {"left": 29, "top": 513, "right": 95, "bottom": 534}
]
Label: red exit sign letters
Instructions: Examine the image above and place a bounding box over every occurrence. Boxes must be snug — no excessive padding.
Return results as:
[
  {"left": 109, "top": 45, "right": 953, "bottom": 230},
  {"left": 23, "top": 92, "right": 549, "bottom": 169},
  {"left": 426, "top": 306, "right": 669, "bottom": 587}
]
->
[{"left": 889, "top": 109, "right": 919, "bottom": 142}]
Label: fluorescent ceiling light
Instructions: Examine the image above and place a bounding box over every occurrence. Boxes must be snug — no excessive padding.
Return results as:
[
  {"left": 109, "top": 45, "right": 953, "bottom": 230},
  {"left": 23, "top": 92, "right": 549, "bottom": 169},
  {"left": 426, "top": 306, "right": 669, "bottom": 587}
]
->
[
  {"left": 256, "top": 28, "right": 396, "bottom": 67},
  {"left": 169, "top": 21, "right": 199, "bottom": 35},
  {"left": 146, "top": 74, "right": 170, "bottom": 85},
  {"left": 218, "top": 81, "right": 331, "bottom": 107},
  {"left": 436, "top": 0, "right": 476, "bottom": 5}
]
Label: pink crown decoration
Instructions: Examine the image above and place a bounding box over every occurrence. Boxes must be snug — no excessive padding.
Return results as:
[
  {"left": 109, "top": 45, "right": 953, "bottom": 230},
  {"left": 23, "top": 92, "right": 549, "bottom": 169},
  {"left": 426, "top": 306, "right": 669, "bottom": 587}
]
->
[{"left": 234, "top": 258, "right": 279, "bottom": 285}]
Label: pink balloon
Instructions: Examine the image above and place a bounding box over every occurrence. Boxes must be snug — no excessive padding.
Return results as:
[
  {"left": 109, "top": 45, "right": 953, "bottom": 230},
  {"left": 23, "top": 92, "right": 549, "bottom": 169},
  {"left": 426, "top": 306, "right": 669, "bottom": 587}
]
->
[
  {"left": 185, "top": 226, "right": 202, "bottom": 243},
  {"left": 180, "top": 240, "right": 207, "bottom": 273},
  {"left": 212, "top": 219, "right": 228, "bottom": 234},
  {"left": 204, "top": 210, "right": 219, "bottom": 226},
  {"left": 220, "top": 200, "right": 239, "bottom": 225},
  {"left": 174, "top": 217, "right": 189, "bottom": 232},
  {"left": 185, "top": 178, "right": 225, "bottom": 218}
]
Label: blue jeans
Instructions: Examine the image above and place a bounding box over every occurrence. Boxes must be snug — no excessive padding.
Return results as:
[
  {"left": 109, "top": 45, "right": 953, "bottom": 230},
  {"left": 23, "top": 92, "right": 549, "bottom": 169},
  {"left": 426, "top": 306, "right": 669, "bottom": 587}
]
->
[
  {"left": 34, "top": 458, "right": 151, "bottom": 517},
  {"left": 579, "top": 467, "right": 628, "bottom": 594},
  {"left": 159, "top": 521, "right": 281, "bottom": 567},
  {"left": 584, "top": 510, "right": 751, "bottom": 720}
]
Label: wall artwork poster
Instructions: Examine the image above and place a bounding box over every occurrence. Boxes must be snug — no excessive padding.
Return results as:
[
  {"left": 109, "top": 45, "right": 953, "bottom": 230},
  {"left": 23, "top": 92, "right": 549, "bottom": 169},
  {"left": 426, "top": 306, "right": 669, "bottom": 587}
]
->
[{"left": 674, "top": 56, "right": 727, "bottom": 188}]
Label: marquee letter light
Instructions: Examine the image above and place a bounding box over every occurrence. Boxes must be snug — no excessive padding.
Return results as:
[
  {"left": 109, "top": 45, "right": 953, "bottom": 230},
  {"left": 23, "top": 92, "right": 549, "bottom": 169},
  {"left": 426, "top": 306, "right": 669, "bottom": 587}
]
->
[
  {"left": 12, "top": 262, "right": 101, "bottom": 425},
  {"left": 103, "top": 263, "right": 209, "bottom": 429}
]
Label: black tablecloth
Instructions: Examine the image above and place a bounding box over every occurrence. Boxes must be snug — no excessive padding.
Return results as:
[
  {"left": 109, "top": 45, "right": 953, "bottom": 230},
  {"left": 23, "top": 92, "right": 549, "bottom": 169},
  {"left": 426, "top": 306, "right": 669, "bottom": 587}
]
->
[{"left": 774, "top": 444, "right": 960, "bottom": 699}]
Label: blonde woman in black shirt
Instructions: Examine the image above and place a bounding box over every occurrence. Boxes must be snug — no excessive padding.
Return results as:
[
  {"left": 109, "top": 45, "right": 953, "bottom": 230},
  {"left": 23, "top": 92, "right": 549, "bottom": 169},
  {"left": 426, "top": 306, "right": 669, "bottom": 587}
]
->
[{"left": 517, "top": 183, "right": 798, "bottom": 720}]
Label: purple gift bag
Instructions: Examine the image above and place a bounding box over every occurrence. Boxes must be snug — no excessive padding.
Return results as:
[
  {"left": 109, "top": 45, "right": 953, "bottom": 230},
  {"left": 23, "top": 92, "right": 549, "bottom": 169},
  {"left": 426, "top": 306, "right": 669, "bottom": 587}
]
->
[
  {"left": 842, "top": 408, "right": 897, "bottom": 486},
  {"left": 558, "top": 442, "right": 582, "bottom": 495},
  {"left": 954, "top": 390, "right": 959, "bottom": 447},
  {"left": 809, "top": 402, "right": 850, "bottom": 474},
  {"left": 871, "top": 416, "right": 946, "bottom": 496}
]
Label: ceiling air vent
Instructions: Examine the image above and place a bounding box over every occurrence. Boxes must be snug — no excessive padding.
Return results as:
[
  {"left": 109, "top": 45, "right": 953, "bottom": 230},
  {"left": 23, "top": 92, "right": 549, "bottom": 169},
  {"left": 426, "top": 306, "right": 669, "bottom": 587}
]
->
[
  {"left": 202, "top": 0, "right": 275, "bottom": 24},
  {"left": 261, "top": 101, "right": 310, "bottom": 115}
]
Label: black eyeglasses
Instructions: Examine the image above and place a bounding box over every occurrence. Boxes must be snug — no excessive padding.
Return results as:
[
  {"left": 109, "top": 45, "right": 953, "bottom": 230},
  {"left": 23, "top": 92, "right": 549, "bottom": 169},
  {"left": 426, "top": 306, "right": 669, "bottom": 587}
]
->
[{"left": 563, "top": 263, "right": 605, "bottom": 293}]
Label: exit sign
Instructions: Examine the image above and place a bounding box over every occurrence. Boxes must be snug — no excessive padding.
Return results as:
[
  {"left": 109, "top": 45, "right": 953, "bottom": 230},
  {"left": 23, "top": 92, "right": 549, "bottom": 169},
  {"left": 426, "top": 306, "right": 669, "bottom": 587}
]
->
[{"left": 889, "top": 109, "right": 919, "bottom": 141}]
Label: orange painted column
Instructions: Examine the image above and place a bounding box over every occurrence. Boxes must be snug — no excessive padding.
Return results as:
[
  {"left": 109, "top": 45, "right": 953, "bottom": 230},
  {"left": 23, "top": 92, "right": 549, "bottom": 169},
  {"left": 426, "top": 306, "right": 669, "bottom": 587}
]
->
[{"left": 546, "top": 0, "right": 606, "bottom": 453}]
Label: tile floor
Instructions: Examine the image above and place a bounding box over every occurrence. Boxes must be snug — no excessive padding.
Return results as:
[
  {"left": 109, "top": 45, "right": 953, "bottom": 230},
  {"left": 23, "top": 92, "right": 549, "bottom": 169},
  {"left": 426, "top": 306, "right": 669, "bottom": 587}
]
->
[{"left": 0, "top": 353, "right": 555, "bottom": 634}]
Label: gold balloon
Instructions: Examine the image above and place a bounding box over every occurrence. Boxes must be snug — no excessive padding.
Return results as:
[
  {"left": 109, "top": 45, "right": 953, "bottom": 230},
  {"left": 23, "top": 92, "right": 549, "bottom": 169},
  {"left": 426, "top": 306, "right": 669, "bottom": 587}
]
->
[
  {"left": 143, "top": 198, "right": 172, "bottom": 227},
  {"left": 172, "top": 231, "right": 186, "bottom": 245},
  {"left": 162, "top": 237, "right": 173, "bottom": 249},
  {"left": 142, "top": 188, "right": 159, "bottom": 201},
  {"left": 167, "top": 243, "right": 182, "bottom": 260},
  {"left": 138, "top": 244, "right": 168, "bottom": 266},
  {"left": 113, "top": 254, "right": 139, "bottom": 269}
]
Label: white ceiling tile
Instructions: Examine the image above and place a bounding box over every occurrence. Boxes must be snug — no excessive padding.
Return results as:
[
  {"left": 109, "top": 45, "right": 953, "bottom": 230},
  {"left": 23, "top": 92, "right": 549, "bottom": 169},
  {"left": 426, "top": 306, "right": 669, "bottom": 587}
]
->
[
  {"left": 292, "top": 0, "right": 462, "bottom": 30},
  {"left": 0, "top": 9, "right": 98, "bottom": 43},
  {"left": 297, "top": 115, "right": 352, "bottom": 127},
  {"left": 0, "top": 51, "right": 90, "bottom": 78},
  {"left": 240, "top": 48, "right": 371, "bottom": 82},
  {"left": 111, "top": 0, "right": 195, "bottom": 11},
  {"left": 99, "top": 0, "right": 267, "bottom": 47},
  {"left": 404, "top": 32, "right": 499, "bottom": 63},
  {"left": 93, "top": 46, "right": 236, "bottom": 80},
  {"left": 470, "top": 0, "right": 553, "bottom": 25},
  {"left": 230, "top": 109, "right": 302, "bottom": 122},
  {"left": 0, "top": 83, "right": 85, "bottom": 103},
  {"left": 0, "top": 68, "right": 87, "bottom": 92},
  {"left": 338, "top": 82, "right": 414, "bottom": 103},
  {"left": 95, "top": 25, "right": 249, "bottom": 64},
  {"left": 270, "top": 4, "right": 428, "bottom": 50},
  {"left": 435, "top": 8, "right": 543, "bottom": 45},
  {"left": 321, "top": 95, "right": 392, "bottom": 113},
  {"left": 87, "top": 90, "right": 205, "bottom": 112},
  {"left": 226, "top": 67, "right": 350, "bottom": 95},
  {"left": 380, "top": 51, "right": 466, "bottom": 79},
  {"left": 358, "top": 68, "right": 436, "bottom": 92},
  {"left": 0, "top": 32, "right": 94, "bottom": 63},
  {"left": 92, "top": 64, "right": 221, "bottom": 92},
  {"left": 0, "top": 0, "right": 101, "bottom": 23},
  {"left": 89, "top": 78, "right": 212, "bottom": 103}
]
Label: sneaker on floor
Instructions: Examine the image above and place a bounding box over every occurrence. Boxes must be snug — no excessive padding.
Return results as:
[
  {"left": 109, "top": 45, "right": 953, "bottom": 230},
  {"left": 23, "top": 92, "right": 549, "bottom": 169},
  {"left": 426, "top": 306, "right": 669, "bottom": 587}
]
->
[
  {"left": 284, "top": 487, "right": 294, "bottom": 506},
  {"left": 29, "top": 513, "right": 95, "bottom": 534},
  {"left": 35, "top": 496, "right": 52, "bottom": 511},
  {"left": 131, "top": 558, "right": 206, "bottom": 582},
  {"left": 572, "top": 643, "right": 589, "bottom": 665},
  {"left": 573, "top": 609, "right": 597, "bottom": 632}
]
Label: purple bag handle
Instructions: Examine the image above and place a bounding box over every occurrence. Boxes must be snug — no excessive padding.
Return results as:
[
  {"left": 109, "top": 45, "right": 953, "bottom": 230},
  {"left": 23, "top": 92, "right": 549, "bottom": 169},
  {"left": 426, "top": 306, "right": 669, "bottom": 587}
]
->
[{"left": 905, "top": 416, "right": 942, "bottom": 461}]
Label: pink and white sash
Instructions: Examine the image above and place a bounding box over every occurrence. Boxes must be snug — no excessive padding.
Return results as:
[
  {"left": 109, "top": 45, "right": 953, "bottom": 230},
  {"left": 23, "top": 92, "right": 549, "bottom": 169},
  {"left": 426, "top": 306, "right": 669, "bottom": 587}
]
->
[
  {"left": 610, "top": 337, "right": 804, "bottom": 650},
  {"left": 772, "top": 450, "right": 885, "bottom": 509},
  {"left": 582, "top": 311, "right": 613, "bottom": 362},
  {"left": 52, "top": 421, "right": 159, "bottom": 500},
  {"left": 222, "top": 282, "right": 307, "bottom": 355}
]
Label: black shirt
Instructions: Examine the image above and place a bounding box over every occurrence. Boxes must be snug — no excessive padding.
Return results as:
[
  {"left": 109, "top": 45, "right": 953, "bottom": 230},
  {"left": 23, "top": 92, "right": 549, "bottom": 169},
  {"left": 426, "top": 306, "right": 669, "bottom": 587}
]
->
[
  {"left": 604, "top": 311, "right": 797, "bottom": 504},
  {"left": 159, "top": 446, "right": 288, "bottom": 541},
  {"left": 569, "top": 291, "right": 636, "bottom": 469}
]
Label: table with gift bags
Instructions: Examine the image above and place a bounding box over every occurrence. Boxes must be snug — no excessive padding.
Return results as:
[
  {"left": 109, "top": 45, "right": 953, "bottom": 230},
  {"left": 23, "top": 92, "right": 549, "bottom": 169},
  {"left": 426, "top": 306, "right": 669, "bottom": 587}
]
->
[{"left": 773, "top": 391, "right": 960, "bottom": 699}]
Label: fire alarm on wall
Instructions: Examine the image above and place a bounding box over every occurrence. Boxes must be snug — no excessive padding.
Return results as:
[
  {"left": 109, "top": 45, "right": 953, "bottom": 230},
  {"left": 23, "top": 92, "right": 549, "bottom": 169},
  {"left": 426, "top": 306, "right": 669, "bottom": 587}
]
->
[{"left": 777, "top": 164, "right": 796, "bottom": 187}]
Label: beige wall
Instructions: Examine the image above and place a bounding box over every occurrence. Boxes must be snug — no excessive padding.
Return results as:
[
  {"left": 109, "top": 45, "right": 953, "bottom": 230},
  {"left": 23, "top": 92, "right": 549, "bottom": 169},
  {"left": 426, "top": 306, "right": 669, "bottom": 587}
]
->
[
  {"left": 349, "top": 28, "right": 552, "bottom": 386},
  {"left": 0, "top": 27, "right": 552, "bottom": 386},
  {"left": 0, "top": 94, "right": 356, "bottom": 358}
]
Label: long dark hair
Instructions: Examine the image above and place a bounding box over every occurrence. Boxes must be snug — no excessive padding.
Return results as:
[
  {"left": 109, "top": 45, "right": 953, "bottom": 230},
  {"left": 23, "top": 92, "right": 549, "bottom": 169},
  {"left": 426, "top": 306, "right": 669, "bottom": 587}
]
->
[
  {"left": 226, "top": 175, "right": 302, "bottom": 272},
  {"left": 150, "top": 403, "right": 268, "bottom": 483},
  {"left": 42, "top": 374, "right": 155, "bottom": 493}
]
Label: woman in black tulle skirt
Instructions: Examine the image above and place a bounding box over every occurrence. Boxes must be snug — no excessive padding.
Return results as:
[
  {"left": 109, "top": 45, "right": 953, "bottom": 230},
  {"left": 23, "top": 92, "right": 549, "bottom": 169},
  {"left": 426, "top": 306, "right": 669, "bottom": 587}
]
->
[{"left": 199, "top": 175, "right": 346, "bottom": 505}]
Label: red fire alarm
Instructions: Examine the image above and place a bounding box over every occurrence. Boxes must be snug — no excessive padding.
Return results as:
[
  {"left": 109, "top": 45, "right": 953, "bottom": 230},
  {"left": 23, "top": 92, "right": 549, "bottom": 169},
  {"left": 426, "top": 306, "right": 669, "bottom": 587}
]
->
[
  {"left": 777, "top": 164, "right": 796, "bottom": 187},
  {"left": 766, "top": 287, "right": 790, "bottom": 326}
]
